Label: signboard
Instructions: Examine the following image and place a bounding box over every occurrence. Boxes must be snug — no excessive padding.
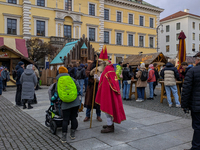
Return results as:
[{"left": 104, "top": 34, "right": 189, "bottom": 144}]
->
[{"left": 0, "top": 52, "right": 9, "bottom": 58}]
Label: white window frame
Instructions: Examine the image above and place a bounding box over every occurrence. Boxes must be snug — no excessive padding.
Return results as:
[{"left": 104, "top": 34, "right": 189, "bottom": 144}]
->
[
  {"left": 87, "top": 25, "right": 98, "bottom": 42},
  {"left": 6, "top": 0, "right": 19, "bottom": 4},
  {"left": 128, "top": 13, "right": 134, "bottom": 24},
  {"left": 4, "top": 15, "right": 21, "bottom": 35},
  {"left": 115, "top": 31, "right": 123, "bottom": 45},
  {"left": 127, "top": 33, "right": 135, "bottom": 46},
  {"left": 148, "top": 36, "right": 154, "bottom": 48},
  {"left": 104, "top": 8, "right": 110, "bottom": 20},
  {"left": 34, "top": 18, "right": 48, "bottom": 36},
  {"left": 88, "top": 2, "right": 97, "bottom": 16},
  {"left": 63, "top": 0, "right": 74, "bottom": 11},
  {"left": 104, "top": 29, "right": 111, "bottom": 44},
  {"left": 116, "top": 10, "right": 123, "bottom": 22},
  {"left": 138, "top": 34, "right": 145, "bottom": 47},
  {"left": 139, "top": 15, "right": 145, "bottom": 26},
  {"left": 149, "top": 17, "right": 154, "bottom": 28},
  {"left": 35, "top": 0, "right": 47, "bottom": 7}
]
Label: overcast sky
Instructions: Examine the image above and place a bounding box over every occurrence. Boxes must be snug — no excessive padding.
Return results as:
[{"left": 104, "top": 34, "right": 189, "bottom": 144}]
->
[{"left": 145, "top": 0, "right": 200, "bottom": 19}]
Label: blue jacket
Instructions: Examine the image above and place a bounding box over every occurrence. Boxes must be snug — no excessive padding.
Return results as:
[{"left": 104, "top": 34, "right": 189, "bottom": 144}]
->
[
  {"left": 1, "top": 70, "right": 10, "bottom": 81},
  {"left": 16, "top": 66, "right": 24, "bottom": 85}
]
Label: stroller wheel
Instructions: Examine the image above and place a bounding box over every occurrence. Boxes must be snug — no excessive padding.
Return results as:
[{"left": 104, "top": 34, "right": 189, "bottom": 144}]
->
[
  {"left": 50, "top": 121, "right": 57, "bottom": 135},
  {"left": 45, "top": 115, "right": 50, "bottom": 127}
]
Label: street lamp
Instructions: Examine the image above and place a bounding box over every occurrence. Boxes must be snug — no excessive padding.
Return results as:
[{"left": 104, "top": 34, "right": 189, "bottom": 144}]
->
[{"left": 156, "top": 24, "right": 164, "bottom": 53}]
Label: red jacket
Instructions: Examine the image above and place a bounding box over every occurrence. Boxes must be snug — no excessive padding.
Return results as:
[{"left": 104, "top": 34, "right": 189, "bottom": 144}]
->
[{"left": 148, "top": 67, "right": 156, "bottom": 82}]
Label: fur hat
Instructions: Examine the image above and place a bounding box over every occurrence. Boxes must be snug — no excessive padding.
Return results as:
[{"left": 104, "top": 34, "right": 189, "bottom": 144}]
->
[{"left": 59, "top": 66, "right": 68, "bottom": 74}]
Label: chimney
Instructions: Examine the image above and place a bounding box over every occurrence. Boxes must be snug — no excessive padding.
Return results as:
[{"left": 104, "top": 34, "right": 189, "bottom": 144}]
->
[{"left": 184, "top": 9, "right": 189, "bottom": 13}]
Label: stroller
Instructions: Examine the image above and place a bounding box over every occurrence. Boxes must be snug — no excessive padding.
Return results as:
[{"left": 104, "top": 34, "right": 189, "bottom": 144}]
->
[{"left": 45, "top": 83, "right": 78, "bottom": 135}]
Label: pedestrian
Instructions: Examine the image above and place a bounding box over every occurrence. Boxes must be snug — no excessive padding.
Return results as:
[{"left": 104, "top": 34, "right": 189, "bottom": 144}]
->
[
  {"left": 160, "top": 60, "right": 181, "bottom": 107},
  {"left": 1, "top": 67, "right": 10, "bottom": 91},
  {"left": 181, "top": 62, "right": 193, "bottom": 76},
  {"left": 181, "top": 53, "right": 200, "bottom": 150},
  {"left": 20, "top": 64, "right": 37, "bottom": 109},
  {"left": 122, "top": 64, "right": 132, "bottom": 101},
  {"left": 116, "top": 62, "right": 123, "bottom": 89},
  {"left": 147, "top": 64, "right": 156, "bottom": 100},
  {"left": 69, "top": 64, "right": 75, "bottom": 79},
  {"left": 76, "top": 64, "right": 86, "bottom": 97},
  {"left": 84, "top": 63, "right": 88, "bottom": 92},
  {"left": 15, "top": 61, "right": 24, "bottom": 106},
  {"left": 136, "top": 63, "right": 147, "bottom": 102},
  {"left": 153, "top": 63, "right": 159, "bottom": 96},
  {"left": 56, "top": 66, "right": 80, "bottom": 143}
]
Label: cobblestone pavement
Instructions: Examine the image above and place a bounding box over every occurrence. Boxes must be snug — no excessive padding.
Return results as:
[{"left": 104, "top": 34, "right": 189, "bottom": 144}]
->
[
  {"left": 0, "top": 96, "right": 75, "bottom": 150},
  {"left": 123, "top": 84, "right": 191, "bottom": 119}
]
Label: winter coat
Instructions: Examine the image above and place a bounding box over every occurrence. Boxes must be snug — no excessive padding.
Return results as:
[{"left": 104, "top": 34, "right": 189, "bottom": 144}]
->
[
  {"left": 0, "top": 77, "right": 2, "bottom": 95},
  {"left": 116, "top": 65, "right": 122, "bottom": 80},
  {"left": 147, "top": 67, "right": 156, "bottom": 83},
  {"left": 20, "top": 69, "right": 37, "bottom": 100},
  {"left": 1, "top": 70, "right": 10, "bottom": 81},
  {"left": 154, "top": 68, "right": 159, "bottom": 85},
  {"left": 122, "top": 67, "right": 132, "bottom": 81},
  {"left": 181, "top": 62, "right": 200, "bottom": 112},
  {"left": 16, "top": 66, "right": 24, "bottom": 85},
  {"left": 160, "top": 62, "right": 180, "bottom": 86},
  {"left": 69, "top": 67, "right": 76, "bottom": 79},
  {"left": 136, "top": 67, "right": 147, "bottom": 87},
  {"left": 76, "top": 66, "right": 86, "bottom": 80},
  {"left": 56, "top": 73, "right": 81, "bottom": 110}
]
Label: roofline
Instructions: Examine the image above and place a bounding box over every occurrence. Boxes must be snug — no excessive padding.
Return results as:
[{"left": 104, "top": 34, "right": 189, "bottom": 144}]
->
[{"left": 161, "top": 14, "right": 200, "bottom": 23}]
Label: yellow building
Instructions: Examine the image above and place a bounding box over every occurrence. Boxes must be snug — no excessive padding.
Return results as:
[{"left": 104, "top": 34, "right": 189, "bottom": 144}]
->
[{"left": 0, "top": 0, "right": 163, "bottom": 63}]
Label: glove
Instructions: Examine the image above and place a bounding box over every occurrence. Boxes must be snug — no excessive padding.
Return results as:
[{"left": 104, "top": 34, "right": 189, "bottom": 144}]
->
[
  {"left": 183, "top": 108, "right": 189, "bottom": 114},
  {"left": 94, "top": 74, "right": 98, "bottom": 79}
]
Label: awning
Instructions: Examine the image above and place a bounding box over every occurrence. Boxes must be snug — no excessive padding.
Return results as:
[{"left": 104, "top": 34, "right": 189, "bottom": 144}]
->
[{"left": 0, "top": 37, "right": 28, "bottom": 58}]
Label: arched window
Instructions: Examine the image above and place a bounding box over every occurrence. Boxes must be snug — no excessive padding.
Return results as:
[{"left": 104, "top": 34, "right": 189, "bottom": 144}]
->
[{"left": 65, "top": 0, "right": 72, "bottom": 11}]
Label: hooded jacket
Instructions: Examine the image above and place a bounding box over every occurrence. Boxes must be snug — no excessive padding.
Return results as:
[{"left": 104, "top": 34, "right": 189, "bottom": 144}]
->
[
  {"left": 16, "top": 65, "right": 24, "bottom": 85},
  {"left": 116, "top": 64, "right": 122, "bottom": 80},
  {"left": 76, "top": 65, "right": 86, "bottom": 80},
  {"left": 147, "top": 66, "right": 156, "bottom": 82}
]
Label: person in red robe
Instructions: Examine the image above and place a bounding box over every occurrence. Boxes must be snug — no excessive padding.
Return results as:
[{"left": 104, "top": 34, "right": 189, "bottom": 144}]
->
[{"left": 95, "top": 47, "right": 126, "bottom": 133}]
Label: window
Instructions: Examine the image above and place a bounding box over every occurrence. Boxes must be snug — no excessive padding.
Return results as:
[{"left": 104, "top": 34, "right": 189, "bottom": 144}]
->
[
  {"left": 7, "top": 18, "right": 17, "bottom": 35},
  {"left": 37, "top": 0, "right": 45, "bottom": 7},
  {"left": 166, "top": 45, "right": 169, "bottom": 52},
  {"left": 150, "top": 18, "right": 154, "bottom": 28},
  {"left": 89, "top": 4, "right": 95, "bottom": 16},
  {"left": 65, "top": 0, "right": 72, "bottom": 11},
  {"left": 149, "top": 37, "right": 153, "bottom": 48},
  {"left": 128, "top": 34, "right": 133, "bottom": 46},
  {"left": 36, "top": 20, "right": 45, "bottom": 36},
  {"left": 139, "top": 36, "right": 144, "bottom": 47},
  {"left": 166, "top": 35, "right": 169, "bottom": 42},
  {"left": 193, "top": 22, "right": 195, "bottom": 29},
  {"left": 104, "top": 9, "right": 109, "bottom": 20},
  {"left": 8, "top": 0, "right": 16, "bottom": 4},
  {"left": 176, "top": 44, "right": 179, "bottom": 51},
  {"left": 176, "top": 33, "right": 180, "bottom": 41},
  {"left": 192, "top": 43, "right": 195, "bottom": 51},
  {"left": 129, "top": 14, "right": 133, "bottom": 24},
  {"left": 176, "top": 23, "right": 180, "bottom": 30},
  {"left": 116, "top": 33, "right": 122, "bottom": 45},
  {"left": 193, "top": 33, "right": 195, "bottom": 40},
  {"left": 166, "top": 25, "right": 170, "bottom": 32},
  {"left": 64, "top": 25, "right": 71, "bottom": 38},
  {"left": 89, "top": 28, "right": 95, "bottom": 41},
  {"left": 117, "top": 12, "right": 121, "bottom": 22},
  {"left": 139, "top": 16, "right": 144, "bottom": 26},
  {"left": 104, "top": 31, "right": 109, "bottom": 44}
]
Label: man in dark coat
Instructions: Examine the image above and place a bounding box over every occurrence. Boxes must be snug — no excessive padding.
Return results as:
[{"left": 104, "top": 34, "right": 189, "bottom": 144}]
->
[
  {"left": 1, "top": 67, "right": 10, "bottom": 91},
  {"left": 15, "top": 61, "right": 24, "bottom": 106},
  {"left": 181, "top": 54, "right": 200, "bottom": 150}
]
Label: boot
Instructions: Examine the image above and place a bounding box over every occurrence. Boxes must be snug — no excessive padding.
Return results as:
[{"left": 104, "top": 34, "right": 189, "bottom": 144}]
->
[
  {"left": 83, "top": 117, "right": 90, "bottom": 122},
  {"left": 101, "top": 124, "right": 114, "bottom": 133},
  {"left": 97, "top": 116, "right": 102, "bottom": 122},
  {"left": 28, "top": 103, "right": 33, "bottom": 109},
  {"left": 23, "top": 103, "right": 27, "bottom": 109},
  {"left": 102, "top": 124, "right": 115, "bottom": 129},
  {"left": 70, "top": 129, "right": 76, "bottom": 140},
  {"left": 60, "top": 132, "right": 67, "bottom": 143}
]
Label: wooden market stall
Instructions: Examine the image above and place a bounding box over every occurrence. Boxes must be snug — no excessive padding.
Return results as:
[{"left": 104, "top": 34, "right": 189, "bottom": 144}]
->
[{"left": 0, "top": 37, "right": 33, "bottom": 86}]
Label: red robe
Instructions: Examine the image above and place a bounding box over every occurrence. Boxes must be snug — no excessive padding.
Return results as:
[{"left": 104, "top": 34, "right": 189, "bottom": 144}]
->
[{"left": 95, "top": 64, "right": 126, "bottom": 124}]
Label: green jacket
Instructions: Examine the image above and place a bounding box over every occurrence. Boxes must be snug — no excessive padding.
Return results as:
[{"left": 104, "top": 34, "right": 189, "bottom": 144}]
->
[{"left": 116, "top": 65, "right": 122, "bottom": 80}]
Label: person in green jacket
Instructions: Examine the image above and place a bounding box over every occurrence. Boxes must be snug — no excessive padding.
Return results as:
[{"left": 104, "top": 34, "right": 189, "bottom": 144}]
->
[{"left": 116, "top": 62, "right": 123, "bottom": 89}]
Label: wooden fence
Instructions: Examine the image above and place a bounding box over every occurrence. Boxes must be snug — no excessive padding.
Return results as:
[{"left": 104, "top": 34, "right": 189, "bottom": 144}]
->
[{"left": 40, "top": 68, "right": 57, "bottom": 86}]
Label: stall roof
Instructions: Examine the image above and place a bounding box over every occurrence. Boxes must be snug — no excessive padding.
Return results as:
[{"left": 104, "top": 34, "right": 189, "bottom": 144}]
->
[
  {"left": 123, "top": 52, "right": 167, "bottom": 66},
  {"left": 50, "top": 40, "right": 79, "bottom": 65}
]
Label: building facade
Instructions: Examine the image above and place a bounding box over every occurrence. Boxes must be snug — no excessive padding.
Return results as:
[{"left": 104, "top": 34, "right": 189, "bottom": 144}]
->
[
  {"left": 159, "top": 9, "right": 200, "bottom": 59},
  {"left": 0, "top": 0, "right": 163, "bottom": 63}
]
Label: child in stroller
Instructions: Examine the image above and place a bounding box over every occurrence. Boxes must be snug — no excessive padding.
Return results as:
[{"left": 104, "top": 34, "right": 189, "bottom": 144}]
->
[{"left": 45, "top": 83, "right": 78, "bottom": 135}]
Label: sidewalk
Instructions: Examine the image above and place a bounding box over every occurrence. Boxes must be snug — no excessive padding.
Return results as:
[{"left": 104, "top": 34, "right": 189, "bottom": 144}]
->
[{"left": 2, "top": 87, "right": 193, "bottom": 150}]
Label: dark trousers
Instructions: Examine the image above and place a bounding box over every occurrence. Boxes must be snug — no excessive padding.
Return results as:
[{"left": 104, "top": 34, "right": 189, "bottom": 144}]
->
[
  {"left": 15, "top": 84, "right": 22, "bottom": 105},
  {"left": 84, "top": 77, "right": 88, "bottom": 92},
  {"left": 62, "top": 106, "right": 79, "bottom": 133},
  {"left": 191, "top": 111, "right": 200, "bottom": 150},
  {"left": 153, "top": 82, "right": 157, "bottom": 94},
  {"left": 2, "top": 80, "right": 7, "bottom": 90}
]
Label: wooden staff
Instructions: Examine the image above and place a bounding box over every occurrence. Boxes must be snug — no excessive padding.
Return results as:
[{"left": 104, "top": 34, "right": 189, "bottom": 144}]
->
[{"left": 90, "top": 53, "right": 99, "bottom": 128}]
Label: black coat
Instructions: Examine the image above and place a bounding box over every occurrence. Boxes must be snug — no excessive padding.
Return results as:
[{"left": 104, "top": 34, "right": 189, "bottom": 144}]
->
[
  {"left": 122, "top": 68, "right": 132, "bottom": 80},
  {"left": 181, "top": 62, "right": 200, "bottom": 112},
  {"left": 160, "top": 62, "right": 180, "bottom": 80}
]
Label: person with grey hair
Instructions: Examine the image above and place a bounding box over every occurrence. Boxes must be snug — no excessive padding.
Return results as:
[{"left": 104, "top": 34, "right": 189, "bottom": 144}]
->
[
  {"left": 20, "top": 64, "right": 37, "bottom": 109},
  {"left": 181, "top": 53, "right": 200, "bottom": 150}
]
